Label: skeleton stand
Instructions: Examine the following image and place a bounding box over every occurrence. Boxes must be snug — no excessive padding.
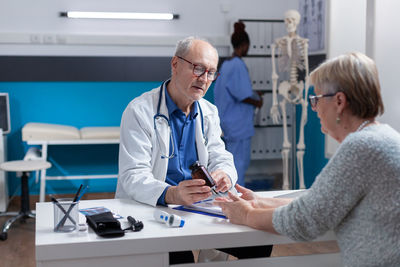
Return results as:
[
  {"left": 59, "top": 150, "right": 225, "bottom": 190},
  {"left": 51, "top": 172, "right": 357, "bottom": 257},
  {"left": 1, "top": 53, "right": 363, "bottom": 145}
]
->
[{"left": 270, "top": 36, "right": 309, "bottom": 190}]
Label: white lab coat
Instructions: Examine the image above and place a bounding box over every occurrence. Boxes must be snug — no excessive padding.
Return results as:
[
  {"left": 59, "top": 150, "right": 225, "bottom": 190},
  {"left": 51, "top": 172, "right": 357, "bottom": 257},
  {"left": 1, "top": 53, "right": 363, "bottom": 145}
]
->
[{"left": 115, "top": 84, "right": 237, "bottom": 206}]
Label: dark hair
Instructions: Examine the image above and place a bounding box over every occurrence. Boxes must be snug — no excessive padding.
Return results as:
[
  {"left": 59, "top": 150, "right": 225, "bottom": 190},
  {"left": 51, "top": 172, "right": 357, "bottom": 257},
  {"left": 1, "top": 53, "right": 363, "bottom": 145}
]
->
[{"left": 231, "top": 21, "right": 249, "bottom": 48}]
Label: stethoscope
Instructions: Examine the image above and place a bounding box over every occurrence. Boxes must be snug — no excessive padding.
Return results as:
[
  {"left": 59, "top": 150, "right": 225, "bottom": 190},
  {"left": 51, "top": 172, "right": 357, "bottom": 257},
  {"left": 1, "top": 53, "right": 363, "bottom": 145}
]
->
[{"left": 154, "top": 80, "right": 207, "bottom": 159}]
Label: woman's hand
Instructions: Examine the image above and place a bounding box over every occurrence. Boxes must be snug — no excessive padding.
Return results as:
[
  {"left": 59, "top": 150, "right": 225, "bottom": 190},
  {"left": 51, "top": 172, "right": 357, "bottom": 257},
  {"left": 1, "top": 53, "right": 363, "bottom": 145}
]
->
[
  {"left": 235, "top": 184, "right": 257, "bottom": 201},
  {"left": 214, "top": 191, "right": 254, "bottom": 225},
  {"left": 236, "top": 184, "right": 293, "bottom": 209},
  {"left": 235, "top": 184, "right": 274, "bottom": 209},
  {"left": 215, "top": 190, "right": 279, "bottom": 233}
]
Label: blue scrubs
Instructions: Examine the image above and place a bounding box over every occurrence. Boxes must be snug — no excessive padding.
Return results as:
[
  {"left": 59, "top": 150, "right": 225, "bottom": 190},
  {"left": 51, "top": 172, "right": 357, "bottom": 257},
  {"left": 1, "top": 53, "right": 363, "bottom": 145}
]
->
[
  {"left": 214, "top": 57, "right": 256, "bottom": 186},
  {"left": 157, "top": 87, "right": 198, "bottom": 205}
]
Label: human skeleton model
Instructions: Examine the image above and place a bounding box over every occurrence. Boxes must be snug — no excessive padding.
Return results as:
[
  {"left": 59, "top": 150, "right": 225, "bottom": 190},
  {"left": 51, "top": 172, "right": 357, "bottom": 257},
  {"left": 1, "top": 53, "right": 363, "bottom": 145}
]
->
[{"left": 270, "top": 9, "right": 309, "bottom": 189}]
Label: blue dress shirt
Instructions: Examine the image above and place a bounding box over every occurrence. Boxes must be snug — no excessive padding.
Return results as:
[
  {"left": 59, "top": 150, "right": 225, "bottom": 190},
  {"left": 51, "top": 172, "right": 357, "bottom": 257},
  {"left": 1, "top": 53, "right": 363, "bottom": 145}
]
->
[{"left": 157, "top": 88, "right": 199, "bottom": 205}]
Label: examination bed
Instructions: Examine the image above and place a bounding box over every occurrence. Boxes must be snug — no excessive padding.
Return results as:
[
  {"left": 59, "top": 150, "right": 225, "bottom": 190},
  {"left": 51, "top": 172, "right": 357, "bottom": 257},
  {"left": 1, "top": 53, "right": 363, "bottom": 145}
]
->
[{"left": 22, "top": 122, "right": 120, "bottom": 202}]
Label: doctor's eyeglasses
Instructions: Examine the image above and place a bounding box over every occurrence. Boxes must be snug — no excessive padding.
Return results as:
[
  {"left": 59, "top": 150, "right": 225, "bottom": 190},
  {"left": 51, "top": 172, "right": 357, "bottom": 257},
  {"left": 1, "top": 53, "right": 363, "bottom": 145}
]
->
[{"left": 177, "top": 56, "right": 220, "bottom": 81}]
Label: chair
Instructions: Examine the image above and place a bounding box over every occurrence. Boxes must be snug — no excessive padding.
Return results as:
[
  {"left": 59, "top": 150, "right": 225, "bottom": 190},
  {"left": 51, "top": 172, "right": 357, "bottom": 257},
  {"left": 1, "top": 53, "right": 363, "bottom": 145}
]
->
[{"left": 0, "top": 160, "right": 51, "bottom": 241}]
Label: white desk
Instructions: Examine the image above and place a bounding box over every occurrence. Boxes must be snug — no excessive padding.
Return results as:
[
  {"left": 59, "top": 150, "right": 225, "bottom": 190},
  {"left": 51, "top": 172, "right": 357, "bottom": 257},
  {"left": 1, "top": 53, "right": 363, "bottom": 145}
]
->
[{"left": 35, "top": 191, "right": 340, "bottom": 267}]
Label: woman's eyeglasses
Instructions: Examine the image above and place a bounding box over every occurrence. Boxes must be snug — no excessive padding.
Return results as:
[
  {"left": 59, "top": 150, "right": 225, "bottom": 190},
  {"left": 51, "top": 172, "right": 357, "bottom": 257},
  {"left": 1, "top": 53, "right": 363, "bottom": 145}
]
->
[
  {"left": 177, "top": 56, "right": 219, "bottom": 81},
  {"left": 308, "top": 93, "right": 337, "bottom": 108}
]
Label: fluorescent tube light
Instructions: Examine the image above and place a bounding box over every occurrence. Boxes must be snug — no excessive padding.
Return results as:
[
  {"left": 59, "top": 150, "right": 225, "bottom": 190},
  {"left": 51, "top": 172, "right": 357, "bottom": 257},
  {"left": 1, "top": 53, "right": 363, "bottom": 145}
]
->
[{"left": 60, "top": 11, "right": 179, "bottom": 20}]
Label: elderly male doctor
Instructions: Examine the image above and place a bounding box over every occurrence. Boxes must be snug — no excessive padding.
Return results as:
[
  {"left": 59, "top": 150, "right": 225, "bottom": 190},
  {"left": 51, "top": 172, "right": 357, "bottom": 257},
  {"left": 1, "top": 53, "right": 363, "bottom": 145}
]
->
[
  {"left": 116, "top": 37, "right": 237, "bottom": 207},
  {"left": 116, "top": 37, "right": 272, "bottom": 263}
]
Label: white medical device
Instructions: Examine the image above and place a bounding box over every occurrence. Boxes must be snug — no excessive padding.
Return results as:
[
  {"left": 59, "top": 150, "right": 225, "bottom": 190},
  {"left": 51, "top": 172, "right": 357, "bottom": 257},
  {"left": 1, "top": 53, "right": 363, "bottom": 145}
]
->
[{"left": 153, "top": 209, "right": 185, "bottom": 227}]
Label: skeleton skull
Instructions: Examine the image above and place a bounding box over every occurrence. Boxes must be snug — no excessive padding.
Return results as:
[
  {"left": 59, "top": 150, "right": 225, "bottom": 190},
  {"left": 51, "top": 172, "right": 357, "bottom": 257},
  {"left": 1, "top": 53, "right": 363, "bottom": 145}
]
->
[{"left": 284, "top": 9, "right": 301, "bottom": 34}]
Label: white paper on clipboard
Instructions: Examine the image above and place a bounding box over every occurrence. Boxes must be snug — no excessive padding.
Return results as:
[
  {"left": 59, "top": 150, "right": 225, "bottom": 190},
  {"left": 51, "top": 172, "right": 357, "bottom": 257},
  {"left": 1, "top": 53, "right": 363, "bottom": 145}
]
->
[{"left": 182, "top": 199, "right": 224, "bottom": 216}]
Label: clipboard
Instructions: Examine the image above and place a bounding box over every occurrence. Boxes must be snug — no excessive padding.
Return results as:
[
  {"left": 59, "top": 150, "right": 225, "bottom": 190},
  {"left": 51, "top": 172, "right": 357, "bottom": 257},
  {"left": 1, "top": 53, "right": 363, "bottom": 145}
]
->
[{"left": 173, "top": 199, "right": 227, "bottom": 219}]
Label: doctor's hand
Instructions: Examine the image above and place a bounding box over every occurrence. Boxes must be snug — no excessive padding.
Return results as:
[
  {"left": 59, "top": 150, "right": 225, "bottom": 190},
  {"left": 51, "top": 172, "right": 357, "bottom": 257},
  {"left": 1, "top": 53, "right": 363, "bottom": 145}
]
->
[
  {"left": 210, "top": 169, "right": 232, "bottom": 193},
  {"left": 165, "top": 179, "right": 212, "bottom": 206}
]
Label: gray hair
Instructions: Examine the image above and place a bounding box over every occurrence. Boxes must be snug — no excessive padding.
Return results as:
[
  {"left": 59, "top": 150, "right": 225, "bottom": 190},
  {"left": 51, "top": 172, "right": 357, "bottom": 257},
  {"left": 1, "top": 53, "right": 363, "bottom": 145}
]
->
[
  {"left": 174, "top": 36, "right": 217, "bottom": 57},
  {"left": 310, "top": 52, "right": 384, "bottom": 118}
]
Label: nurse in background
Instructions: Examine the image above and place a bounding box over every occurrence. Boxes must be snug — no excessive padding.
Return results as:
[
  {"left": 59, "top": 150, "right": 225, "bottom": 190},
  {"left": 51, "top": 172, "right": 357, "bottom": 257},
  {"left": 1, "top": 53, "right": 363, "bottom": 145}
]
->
[{"left": 214, "top": 21, "right": 263, "bottom": 186}]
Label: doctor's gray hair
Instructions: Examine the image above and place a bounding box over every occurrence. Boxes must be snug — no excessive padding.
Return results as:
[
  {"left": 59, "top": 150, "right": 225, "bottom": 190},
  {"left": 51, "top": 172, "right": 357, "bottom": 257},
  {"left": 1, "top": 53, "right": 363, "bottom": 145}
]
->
[{"left": 174, "top": 36, "right": 217, "bottom": 57}]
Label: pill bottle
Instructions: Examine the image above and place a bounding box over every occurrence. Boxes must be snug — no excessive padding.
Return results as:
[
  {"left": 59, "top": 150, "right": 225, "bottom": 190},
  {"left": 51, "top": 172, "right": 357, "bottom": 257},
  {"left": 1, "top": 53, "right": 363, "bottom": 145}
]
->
[{"left": 189, "top": 161, "right": 215, "bottom": 187}]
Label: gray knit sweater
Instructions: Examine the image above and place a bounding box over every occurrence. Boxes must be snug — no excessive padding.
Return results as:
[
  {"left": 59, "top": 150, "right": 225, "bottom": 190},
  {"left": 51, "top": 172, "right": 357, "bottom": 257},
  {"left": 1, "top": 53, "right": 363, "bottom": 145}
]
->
[{"left": 273, "top": 124, "right": 400, "bottom": 267}]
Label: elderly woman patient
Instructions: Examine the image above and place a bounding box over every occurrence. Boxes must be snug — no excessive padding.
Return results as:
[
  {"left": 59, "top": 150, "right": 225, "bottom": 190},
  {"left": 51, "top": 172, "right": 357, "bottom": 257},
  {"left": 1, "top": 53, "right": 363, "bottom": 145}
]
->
[{"left": 215, "top": 52, "right": 400, "bottom": 266}]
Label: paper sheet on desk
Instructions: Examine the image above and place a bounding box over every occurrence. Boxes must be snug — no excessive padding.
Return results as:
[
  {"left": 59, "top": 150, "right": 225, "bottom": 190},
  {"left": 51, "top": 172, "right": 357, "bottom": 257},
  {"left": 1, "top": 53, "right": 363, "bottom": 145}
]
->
[{"left": 173, "top": 199, "right": 226, "bottom": 219}]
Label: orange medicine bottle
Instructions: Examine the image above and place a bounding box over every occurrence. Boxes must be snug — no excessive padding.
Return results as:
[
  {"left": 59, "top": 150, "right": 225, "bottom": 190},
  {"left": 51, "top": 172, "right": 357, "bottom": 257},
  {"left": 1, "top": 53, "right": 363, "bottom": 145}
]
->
[{"left": 189, "top": 161, "right": 216, "bottom": 188}]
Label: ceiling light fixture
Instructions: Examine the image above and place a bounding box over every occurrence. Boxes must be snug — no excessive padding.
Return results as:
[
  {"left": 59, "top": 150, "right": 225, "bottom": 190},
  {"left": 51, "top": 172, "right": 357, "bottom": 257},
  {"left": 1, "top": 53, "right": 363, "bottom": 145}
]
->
[{"left": 60, "top": 11, "right": 179, "bottom": 20}]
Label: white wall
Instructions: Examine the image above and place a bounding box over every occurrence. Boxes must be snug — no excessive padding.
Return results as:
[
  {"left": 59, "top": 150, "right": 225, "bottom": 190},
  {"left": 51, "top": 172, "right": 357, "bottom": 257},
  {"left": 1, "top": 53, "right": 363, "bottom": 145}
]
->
[
  {"left": 324, "top": 0, "right": 367, "bottom": 157},
  {"left": 327, "top": 0, "right": 367, "bottom": 57},
  {"left": 325, "top": 0, "right": 400, "bottom": 158},
  {"left": 0, "top": 0, "right": 298, "bottom": 56},
  {"left": 374, "top": 0, "right": 400, "bottom": 132}
]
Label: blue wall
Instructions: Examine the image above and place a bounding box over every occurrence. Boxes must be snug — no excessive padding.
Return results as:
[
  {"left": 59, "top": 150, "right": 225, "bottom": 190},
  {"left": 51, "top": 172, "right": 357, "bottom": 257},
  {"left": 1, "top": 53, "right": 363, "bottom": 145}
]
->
[
  {"left": 0, "top": 81, "right": 216, "bottom": 196},
  {"left": 299, "top": 86, "right": 329, "bottom": 188},
  {"left": 1, "top": 82, "right": 326, "bottom": 196}
]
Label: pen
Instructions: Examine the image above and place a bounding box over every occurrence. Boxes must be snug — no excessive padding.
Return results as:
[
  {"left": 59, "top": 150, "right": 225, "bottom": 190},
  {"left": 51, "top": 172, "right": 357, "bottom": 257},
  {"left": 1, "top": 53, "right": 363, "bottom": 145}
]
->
[
  {"left": 51, "top": 197, "right": 77, "bottom": 227},
  {"left": 76, "top": 185, "right": 89, "bottom": 201},
  {"left": 73, "top": 184, "right": 84, "bottom": 202},
  {"left": 55, "top": 184, "right": 86, "bottom": 230}
]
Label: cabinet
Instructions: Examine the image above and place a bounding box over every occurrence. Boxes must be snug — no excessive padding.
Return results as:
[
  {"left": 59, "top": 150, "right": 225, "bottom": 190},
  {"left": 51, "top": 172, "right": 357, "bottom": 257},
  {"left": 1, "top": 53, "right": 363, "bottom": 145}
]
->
[{"left": 234, "top": 19, "right": 297, "bottom": 189}]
